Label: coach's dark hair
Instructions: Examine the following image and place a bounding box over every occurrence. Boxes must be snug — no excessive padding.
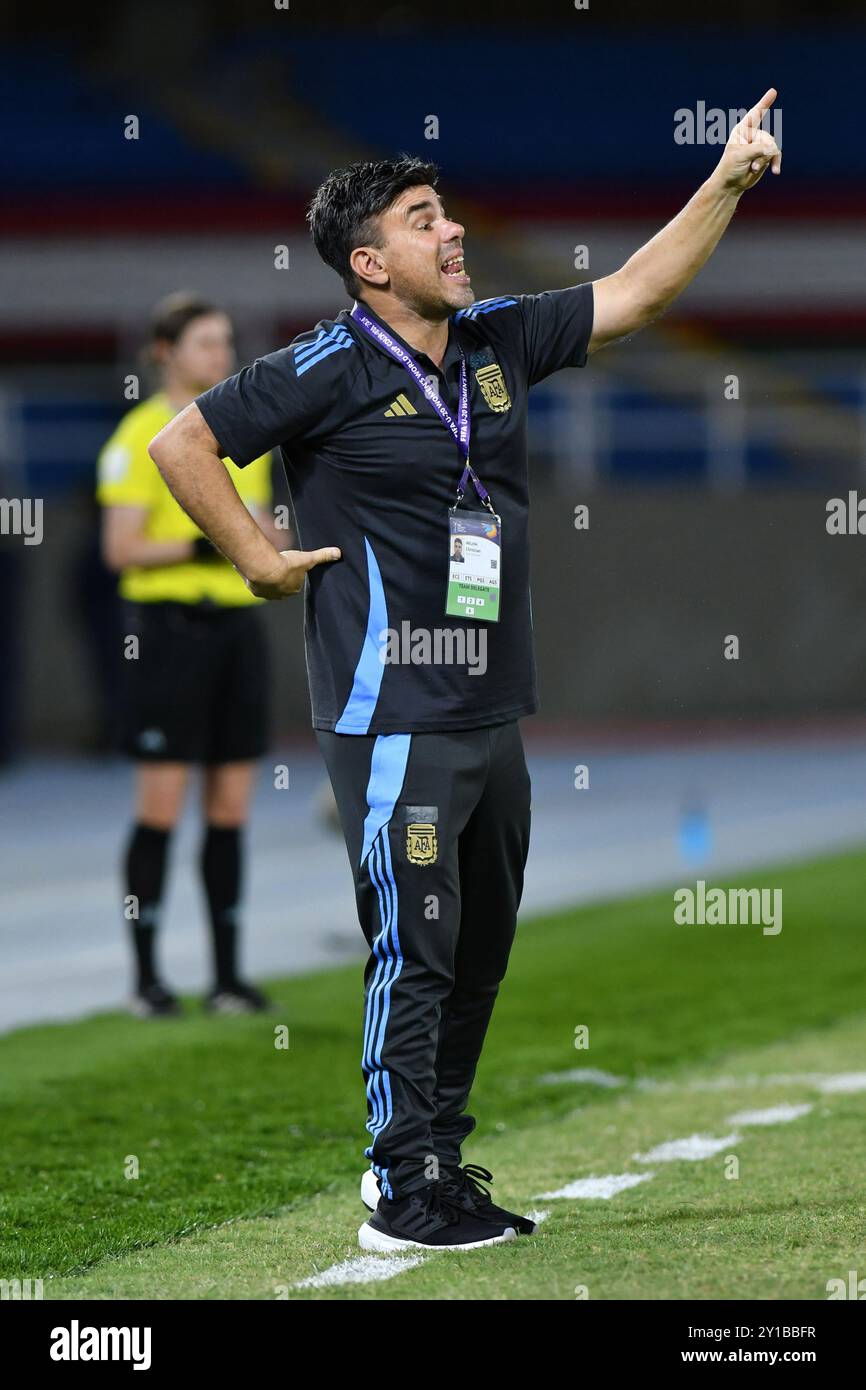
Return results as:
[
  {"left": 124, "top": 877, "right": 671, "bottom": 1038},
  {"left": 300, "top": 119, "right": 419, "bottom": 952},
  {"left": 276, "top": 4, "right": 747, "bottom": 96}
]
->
[{"left": 307, "top": 155, "right": 440, "bottom": 297}]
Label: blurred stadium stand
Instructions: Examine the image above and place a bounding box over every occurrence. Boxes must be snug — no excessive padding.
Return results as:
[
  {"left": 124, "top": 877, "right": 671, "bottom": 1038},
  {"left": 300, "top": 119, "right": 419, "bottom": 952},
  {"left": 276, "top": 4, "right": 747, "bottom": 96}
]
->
[{"left": 2, "top": 4, "right": 866, "bottom": 752}]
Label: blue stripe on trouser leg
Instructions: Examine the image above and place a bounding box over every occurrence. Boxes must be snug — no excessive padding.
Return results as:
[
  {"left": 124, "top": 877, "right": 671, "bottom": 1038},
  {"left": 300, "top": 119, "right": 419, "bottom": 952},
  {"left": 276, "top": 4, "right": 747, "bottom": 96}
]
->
[
  {"left": 359, "top": 733, "right": 411, "bottom": 1201},
  {"left": 363, "top": 835, "right": 393, "bottom": 1136},
  {"left": 364, "top": 831, "right": 401, "bottom": 1199}
]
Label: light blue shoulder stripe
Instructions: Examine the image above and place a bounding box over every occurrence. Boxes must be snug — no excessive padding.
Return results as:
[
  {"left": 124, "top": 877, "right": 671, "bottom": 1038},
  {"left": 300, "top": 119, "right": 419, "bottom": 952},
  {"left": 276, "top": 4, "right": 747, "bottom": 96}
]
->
[
  {"left": 455, "top": 296, "right": 518, "bottom": 322},
  {"left": 293, "top": 324, "right": 356, "bottom": 376},
  {"left": 294, "top": 325, "right": 352, "bottom": 362}
]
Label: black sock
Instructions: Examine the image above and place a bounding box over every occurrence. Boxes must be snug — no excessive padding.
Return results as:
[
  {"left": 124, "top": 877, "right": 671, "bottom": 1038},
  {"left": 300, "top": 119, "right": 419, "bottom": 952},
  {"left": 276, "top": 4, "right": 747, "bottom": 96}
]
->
[
  {"left": 201, "top": 824, "right": 243, "bottom": 990},
  {"left": 125, "top": 823, "right": 171, "bottom": 993}
]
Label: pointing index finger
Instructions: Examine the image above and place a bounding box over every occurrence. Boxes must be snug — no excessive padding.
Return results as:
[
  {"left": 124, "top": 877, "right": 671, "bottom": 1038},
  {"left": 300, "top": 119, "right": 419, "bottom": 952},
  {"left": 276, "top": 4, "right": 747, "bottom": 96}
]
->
[{"left": 744, "top": 87, "right": 778, "bottom": 137}]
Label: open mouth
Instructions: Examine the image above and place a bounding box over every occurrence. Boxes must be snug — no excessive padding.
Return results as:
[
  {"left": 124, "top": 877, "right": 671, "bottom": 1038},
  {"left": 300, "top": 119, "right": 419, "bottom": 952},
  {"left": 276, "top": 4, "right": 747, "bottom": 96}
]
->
[{"left": 441, "top": 253, "right": 469, "bottom": 283}]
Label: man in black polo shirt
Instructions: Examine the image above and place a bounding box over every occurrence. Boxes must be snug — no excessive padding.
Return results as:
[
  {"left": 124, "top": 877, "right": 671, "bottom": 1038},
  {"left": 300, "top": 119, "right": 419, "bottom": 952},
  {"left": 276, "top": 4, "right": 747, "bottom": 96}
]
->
[{"left": 149, "top": 92, "right": 780, "bottom": 1252}]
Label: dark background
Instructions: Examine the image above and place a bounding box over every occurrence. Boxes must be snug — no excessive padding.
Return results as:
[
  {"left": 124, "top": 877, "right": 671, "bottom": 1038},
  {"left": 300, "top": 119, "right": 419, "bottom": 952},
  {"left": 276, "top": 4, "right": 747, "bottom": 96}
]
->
[{"left": 2, "top": 0, "right": 865, "bottom": 753}]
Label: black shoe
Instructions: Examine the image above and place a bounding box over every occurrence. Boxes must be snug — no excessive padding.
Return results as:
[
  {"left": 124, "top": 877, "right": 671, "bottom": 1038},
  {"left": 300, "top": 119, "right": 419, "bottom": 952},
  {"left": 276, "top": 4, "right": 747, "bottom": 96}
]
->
[
  {"left": 358, "top": 1180, "right": 518, "bottom": 1252},
  {"left": 129, "top": 982, "right": 182, "bottom": 1018},
  {"left": 204, "top": 981, "right": 270, "bottom": 1014},
  {"left": 441, "top": 1163, "right": 536, "bottom": 1235}
]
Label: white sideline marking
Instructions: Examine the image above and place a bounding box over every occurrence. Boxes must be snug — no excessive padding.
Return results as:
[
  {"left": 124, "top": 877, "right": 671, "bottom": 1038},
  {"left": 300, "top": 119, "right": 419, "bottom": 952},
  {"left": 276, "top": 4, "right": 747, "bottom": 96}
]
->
[
  {"left": 527, "top": 1208, "right": 551, "bottom": 1224},
  {"left": 726, "top": 1103, "right": 812, "bottom": 1126},
  {"left": 539, "top": 1068, "right": 625, "bottom": 1088},
  {"left": 295, "top": 1255, "right": 425, "bottom": 1288},
  {"left": 543, "top": 1069, "right": 866, "bottom": 1096},
  {"left": 816, "top": 1072, "right": 866, "bottom": 1094},
  {"left": 634, "top": 1133, "right": 740, "bottom": 1162},
  {"left": 680, "top": 1072, "right": 866, "bottom": 1094},
  {"left": 536, "top": 1172, "right": 654, "bottom": 1200}
]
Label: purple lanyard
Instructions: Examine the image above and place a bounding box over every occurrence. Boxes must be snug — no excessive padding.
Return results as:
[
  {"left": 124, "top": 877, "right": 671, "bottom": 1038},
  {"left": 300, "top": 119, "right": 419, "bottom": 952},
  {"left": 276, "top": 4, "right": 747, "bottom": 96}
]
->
[{"left": 350, "top": 303, "right": 495, "bottom": 513}]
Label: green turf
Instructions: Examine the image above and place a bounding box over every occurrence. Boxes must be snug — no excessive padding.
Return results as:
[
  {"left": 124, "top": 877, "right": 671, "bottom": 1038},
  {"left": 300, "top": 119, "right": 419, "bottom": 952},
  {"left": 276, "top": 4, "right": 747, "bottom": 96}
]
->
[{"left": 2, "top": 847, "right": 865, "bottom": 1299}]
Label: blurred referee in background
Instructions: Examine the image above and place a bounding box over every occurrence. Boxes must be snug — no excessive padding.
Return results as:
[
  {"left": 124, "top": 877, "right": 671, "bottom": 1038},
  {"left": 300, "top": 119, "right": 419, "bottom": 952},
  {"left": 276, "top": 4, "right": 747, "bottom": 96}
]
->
[{"left": 97, "top": 293, "right": 276, "bottom": 1018}]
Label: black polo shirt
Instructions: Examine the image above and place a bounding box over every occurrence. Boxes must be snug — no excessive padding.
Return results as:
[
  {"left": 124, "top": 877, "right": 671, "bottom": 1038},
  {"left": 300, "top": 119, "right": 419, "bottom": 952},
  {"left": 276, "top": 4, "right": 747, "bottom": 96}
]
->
[{"left": 196, "top": 284, "right": 594, "bottom": 735}]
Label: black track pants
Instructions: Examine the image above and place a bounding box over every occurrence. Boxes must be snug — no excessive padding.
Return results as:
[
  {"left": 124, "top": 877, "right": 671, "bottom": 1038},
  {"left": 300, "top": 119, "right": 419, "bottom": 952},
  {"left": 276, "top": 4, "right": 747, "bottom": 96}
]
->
[{"left": 316, "top": 721, "right": 531, "bottom": 1200}]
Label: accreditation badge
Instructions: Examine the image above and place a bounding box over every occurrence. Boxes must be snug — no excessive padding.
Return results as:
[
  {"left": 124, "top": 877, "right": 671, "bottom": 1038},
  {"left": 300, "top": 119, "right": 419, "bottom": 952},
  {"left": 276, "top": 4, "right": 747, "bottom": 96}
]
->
[{"left": 445, "top": 510, "right": 502, "bottom": 622}]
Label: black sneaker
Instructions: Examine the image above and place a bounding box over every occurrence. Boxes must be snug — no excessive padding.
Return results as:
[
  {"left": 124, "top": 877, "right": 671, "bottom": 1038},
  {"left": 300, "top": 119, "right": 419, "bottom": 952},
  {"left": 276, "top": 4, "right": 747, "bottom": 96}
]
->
[
  {"left": 441, "top": 1163, "right": 536, "bottom": 1235},
  {"left": 129, "top": 982, "right": 182, "bottom": 1019},
  {"left": 204, "top": 981, "right": 270, "bottom": 1014},
  {"left": 358, "top": 1181, "right": 518, "bottom": 1252}
]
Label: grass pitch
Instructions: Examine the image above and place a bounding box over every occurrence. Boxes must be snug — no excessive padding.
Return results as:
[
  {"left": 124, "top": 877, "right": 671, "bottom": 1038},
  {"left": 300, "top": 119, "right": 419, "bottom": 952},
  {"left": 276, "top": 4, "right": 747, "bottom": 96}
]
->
[{"left": 2, "top": 848, "right": 864, "bottom": 1300}]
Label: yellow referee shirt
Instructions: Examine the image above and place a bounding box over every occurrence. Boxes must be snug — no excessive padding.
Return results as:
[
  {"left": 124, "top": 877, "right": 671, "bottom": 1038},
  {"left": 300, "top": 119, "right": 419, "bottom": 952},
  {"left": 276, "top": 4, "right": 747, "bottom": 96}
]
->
[{"left": 96, "top": 393, "right": 271, "bottom": 606}]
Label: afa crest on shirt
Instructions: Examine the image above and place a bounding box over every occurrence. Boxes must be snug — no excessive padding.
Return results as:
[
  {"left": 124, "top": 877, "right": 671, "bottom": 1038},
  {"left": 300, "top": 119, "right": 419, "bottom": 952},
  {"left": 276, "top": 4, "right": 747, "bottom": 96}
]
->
[
  {"left": 406, "top": 823, "right": 438, "bottom": 866},
  {"left": 475, "top": 362, "right": 511, "bottom": 413}
]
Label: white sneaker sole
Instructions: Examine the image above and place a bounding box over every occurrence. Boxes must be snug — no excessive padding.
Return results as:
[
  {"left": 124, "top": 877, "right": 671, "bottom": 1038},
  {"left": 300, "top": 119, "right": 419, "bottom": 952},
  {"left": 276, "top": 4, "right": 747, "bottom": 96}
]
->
[
  {"left": 358, "top": 1220, "right": 517, "bottom": 1253},
  {"left": 360, "top": 1168, "right": 381, "bottom": 1211}
]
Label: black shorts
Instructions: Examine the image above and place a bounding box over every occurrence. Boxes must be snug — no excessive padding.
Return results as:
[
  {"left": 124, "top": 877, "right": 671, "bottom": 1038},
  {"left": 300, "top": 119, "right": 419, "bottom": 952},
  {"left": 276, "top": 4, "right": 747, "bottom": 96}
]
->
[{"left": 119, "top": 601, "right": 270, "bottom": 764}]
